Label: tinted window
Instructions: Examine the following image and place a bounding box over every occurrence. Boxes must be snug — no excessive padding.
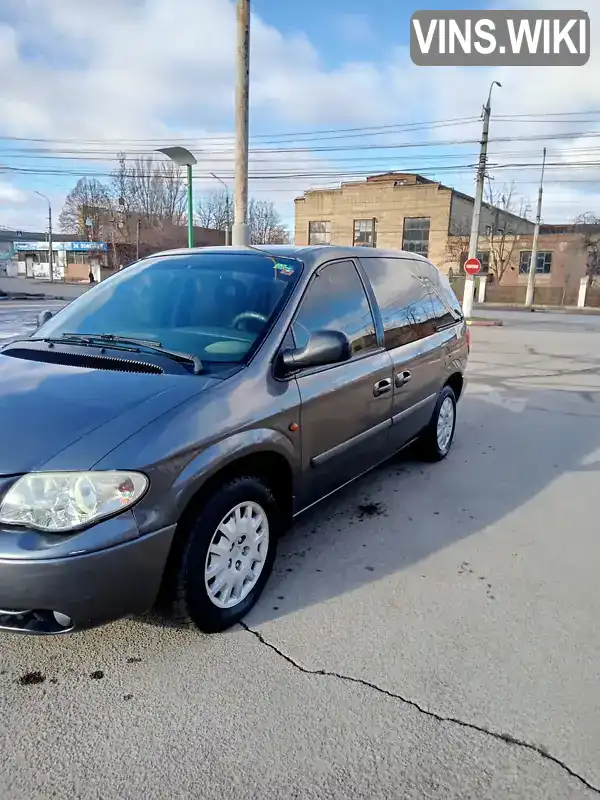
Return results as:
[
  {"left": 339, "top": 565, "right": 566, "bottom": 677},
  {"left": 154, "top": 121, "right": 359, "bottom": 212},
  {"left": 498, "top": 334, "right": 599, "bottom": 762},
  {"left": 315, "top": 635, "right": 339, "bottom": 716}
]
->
[
  {"left": 411, "top": 259, "right": 462, "bottom": 329},
  {"left": 433, "top": 268, "right": 463, "bottom": 317},
  {"left": 420, "top": 280, "right": 457, "bottom": 330},
  {"left": 360, "top": 257, "right": 425, "bottom": 349},
  {"left": 292, "top": 260, "right": 376, "bottom": 357},
  {"left": 35, "top": 253, "right": 302, "bottom": 365}
]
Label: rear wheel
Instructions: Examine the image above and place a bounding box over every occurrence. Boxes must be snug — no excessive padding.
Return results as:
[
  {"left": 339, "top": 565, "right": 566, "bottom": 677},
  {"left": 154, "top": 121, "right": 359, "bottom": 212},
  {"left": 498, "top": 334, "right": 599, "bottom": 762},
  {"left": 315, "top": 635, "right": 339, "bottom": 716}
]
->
[
  {"left": 417, "top": 386, "right": 457, "bottom": 462},
  {"left": 169, "top": 476, "right": 279, "bottom": 633}
]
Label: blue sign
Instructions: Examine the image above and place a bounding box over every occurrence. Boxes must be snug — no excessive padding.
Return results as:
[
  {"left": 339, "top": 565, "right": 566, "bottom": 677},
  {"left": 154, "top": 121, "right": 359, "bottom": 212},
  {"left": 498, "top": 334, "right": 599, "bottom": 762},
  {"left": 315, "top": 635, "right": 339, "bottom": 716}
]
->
[
  {"left": 70, "top": 241, "right": 108, "bottom": 252},
  {"left": 13, "top": 241, "right": 107, "bottom": 252}
]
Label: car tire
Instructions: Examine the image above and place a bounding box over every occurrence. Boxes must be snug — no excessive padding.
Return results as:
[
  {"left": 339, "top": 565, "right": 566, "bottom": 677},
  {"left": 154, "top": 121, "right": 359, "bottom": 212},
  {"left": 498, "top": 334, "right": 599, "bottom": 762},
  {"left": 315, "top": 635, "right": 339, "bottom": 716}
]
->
[
  {"left": 417, "top": 385, "right": 457, "bottom": 462},
  {"left": 169, "top": 476, "right": 279, "bottom": 633}
]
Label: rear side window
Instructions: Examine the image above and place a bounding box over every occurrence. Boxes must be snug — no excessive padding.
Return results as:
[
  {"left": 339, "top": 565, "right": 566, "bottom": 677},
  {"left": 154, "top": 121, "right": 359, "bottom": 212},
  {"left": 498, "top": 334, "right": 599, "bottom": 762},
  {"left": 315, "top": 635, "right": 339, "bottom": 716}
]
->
[
  {"left": 292, "top": 259, "right": 377, "bottom": 357},
  {"left": 411, "top": 259, "right": 462, "bottom": 331},
  {"left": 359, "top": 257, "right": 424, "bottom": 349},
  {"left": 435, "top": 269, "right": 462, "bottom": 317}
]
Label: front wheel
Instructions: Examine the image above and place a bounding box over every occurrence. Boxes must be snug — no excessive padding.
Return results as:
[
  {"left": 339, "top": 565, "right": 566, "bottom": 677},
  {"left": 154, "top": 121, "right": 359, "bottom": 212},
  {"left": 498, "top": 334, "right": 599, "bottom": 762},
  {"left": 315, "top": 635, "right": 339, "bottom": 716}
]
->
[
  {"left": 416, "top": 386, "right": 457, "bottom": 462},
  {"left": 169, "top": 476, "right": 279, "bottom": 633}
]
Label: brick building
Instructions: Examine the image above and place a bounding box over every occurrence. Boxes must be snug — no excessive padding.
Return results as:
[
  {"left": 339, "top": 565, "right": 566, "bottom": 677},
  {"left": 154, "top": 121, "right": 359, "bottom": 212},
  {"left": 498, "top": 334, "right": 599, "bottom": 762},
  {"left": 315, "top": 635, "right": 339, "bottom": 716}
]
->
[
  {"left": 294, "top": 172, "right": 598, "bottom": 305},
  {"left": 294, "top": 172, "right": 534, "bottom": 269}
]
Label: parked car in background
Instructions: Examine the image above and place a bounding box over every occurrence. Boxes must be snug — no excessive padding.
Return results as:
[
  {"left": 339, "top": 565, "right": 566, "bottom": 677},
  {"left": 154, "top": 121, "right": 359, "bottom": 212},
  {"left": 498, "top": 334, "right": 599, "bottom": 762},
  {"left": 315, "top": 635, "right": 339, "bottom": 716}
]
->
[{"left": 0, "top": 245, "right": 468, "bottom": 635}]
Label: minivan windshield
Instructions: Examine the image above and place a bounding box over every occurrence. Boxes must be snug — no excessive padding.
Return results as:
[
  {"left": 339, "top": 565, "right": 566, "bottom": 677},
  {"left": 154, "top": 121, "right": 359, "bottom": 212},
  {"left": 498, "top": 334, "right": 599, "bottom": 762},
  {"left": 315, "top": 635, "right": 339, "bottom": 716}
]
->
[{"left": 33, "top": 252, "right": 302, "bottom": 366}]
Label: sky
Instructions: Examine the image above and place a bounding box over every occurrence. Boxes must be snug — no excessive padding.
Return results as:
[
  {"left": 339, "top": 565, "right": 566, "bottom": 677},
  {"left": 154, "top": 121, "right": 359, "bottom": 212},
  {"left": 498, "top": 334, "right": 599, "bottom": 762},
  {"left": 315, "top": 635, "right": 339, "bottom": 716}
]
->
[{"left": 0, "top": 0, "right": 599, "bottom": 238}]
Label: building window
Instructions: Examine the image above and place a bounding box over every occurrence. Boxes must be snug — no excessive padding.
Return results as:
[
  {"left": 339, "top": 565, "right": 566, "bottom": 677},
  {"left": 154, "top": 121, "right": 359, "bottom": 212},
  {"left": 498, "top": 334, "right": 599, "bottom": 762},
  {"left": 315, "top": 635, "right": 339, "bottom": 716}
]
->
[
  {"left": 308, "top": 221, "right": 331, "bottom": 245},
  {"left": 66, "top": 252, "right": 88, "bottom": 264},
  {"left": 477, "top": 251, "right": 490, "bottom": 273},
  {"left": 519, "top": 251, "right": 553, "bottom": 275},
  {"left": 353, "top": 219, "right": 377, "bottom": 247},
  {"left": 402, "top": 217, "right": 430, "bottom": 257}
]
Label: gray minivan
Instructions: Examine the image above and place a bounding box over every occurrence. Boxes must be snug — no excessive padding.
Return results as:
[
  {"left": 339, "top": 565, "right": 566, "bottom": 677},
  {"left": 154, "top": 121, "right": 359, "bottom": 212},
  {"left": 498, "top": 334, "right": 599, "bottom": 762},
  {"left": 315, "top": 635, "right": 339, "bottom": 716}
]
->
[{"left": 0, "top": 245, "right": 468, "bottom": 635}]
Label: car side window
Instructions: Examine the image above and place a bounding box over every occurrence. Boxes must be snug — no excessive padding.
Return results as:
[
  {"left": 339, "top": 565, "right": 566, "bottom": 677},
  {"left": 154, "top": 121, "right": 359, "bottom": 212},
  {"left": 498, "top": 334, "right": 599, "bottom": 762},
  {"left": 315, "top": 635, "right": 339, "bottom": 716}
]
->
[
  {"left": 410, "top": 260, "right": 460, "bottom": 332},
  {"left": 359, "top": 257, "right": 427, "bottom": 349},
  {"left": 292, "top": 260, "right": 377, "bottom": 358},
  {"left": 422, "top": 282, "right": 458, "bottom": 330}
]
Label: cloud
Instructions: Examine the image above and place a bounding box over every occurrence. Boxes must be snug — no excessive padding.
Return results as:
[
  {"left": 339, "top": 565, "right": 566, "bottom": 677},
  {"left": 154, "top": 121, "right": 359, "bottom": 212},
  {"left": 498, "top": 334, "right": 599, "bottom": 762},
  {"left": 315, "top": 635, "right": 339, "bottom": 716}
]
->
[
  {"left": 0, "top": 0, "right": 599, "bottom": 230},
  {"left": 0, "top": 181, "right": 27, "bottom": 204}
]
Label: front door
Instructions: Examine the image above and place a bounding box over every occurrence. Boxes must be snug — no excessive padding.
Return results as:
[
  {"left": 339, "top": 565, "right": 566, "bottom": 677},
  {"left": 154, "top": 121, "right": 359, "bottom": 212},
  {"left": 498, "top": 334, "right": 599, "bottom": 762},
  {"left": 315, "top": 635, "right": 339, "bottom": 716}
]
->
[{"left": 291, "top": 259, "right": 394, "bottom": 509}]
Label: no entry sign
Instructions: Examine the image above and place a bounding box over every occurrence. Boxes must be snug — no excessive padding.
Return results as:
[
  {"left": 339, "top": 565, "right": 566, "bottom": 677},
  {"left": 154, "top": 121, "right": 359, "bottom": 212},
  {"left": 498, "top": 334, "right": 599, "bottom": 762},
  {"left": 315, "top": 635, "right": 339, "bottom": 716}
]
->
[{"left": 464, "top": 257, "right": 481, "bottom": 276}]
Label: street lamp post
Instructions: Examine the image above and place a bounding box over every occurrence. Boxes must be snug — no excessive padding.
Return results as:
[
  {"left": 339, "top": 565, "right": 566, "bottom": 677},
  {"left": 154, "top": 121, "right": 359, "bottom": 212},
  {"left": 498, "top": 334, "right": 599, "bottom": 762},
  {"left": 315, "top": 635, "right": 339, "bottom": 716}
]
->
[
  {"left": 211, "top": 172, "right": 231, "bottom": 245},
  {"left": 34, "top": 191, "right": 53, "bottom": 283},
  {"left": 157, "top": 147, "right": 197, "bottom": 248}
]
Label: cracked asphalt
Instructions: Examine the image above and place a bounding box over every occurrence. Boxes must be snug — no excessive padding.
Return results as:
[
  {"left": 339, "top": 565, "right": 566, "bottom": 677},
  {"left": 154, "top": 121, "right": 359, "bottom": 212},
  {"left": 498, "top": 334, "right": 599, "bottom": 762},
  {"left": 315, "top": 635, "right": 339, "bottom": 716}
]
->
[{"left": 1, "top": 309, "right": 600, "bottom": 799}]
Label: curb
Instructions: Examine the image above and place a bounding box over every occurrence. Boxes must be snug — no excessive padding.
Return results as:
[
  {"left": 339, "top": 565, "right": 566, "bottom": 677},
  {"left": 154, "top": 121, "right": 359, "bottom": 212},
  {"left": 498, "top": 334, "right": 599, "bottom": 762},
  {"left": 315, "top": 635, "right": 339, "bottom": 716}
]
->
[
  {"left": 0, "top": 293, "right": 72, "bottom": 302},
  {"left": 474, "top": 303, "right": 600, "bottom": 316},
  {"left": 467, "top": 318, "right": 503, "bottom": 327}
]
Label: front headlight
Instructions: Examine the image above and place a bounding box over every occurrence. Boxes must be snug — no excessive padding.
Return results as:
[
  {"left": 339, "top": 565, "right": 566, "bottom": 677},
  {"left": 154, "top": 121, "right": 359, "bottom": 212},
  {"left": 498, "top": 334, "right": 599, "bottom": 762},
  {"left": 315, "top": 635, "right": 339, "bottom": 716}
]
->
[{"left": 0, "top": 471, "right": 148, "bottom": 532}]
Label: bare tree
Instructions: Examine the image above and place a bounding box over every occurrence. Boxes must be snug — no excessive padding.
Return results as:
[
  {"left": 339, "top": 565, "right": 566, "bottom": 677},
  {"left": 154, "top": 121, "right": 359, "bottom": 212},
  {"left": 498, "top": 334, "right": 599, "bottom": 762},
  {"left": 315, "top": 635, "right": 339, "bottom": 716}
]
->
[
  {"left": 59, "top": 177, "right": 111, "bottom": 239},
  {"left": 195, "top": 190, "right": 231, "bottom": 231},
  {"left": 482, "top": 181, "right": 532, "bottom": 282},
  {"left": 248, "top": 199, "right": 289, "bottom": 244},
  {"left": 195, "top": 193, "right": 289, "bottom": 244},
  {"left": 118, "top": 156, "right": 186, "bottom": 226},
  {"left": 574, "top": 213, "right": 600, "bottom": 285},
  {"left": 444, "top": 233, "right": 471, "bottom": 276}
]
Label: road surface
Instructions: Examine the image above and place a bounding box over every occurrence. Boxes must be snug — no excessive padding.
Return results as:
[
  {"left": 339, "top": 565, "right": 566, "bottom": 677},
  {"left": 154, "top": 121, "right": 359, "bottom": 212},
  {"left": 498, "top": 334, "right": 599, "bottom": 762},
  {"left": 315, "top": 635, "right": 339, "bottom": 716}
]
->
[
  {"left": 0, "top": 300, "right": 66, "bottom": 344},
  {"left": 1, "top": 309, "right": 599, "bottom": 799}
]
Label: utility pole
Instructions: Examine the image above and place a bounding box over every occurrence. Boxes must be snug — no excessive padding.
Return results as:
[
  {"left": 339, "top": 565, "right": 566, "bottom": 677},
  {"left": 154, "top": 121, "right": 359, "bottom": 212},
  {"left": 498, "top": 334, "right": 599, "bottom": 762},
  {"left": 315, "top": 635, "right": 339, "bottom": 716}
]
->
[
  {"left": 136, "top": 218, "right": 141, "bottom": 260},
  {"left": 525, "top": 147, "right": 547, "bottom": 308},
  {"left": 211, "top": 173, "right": 231, "bottom": 245},
  {"left": 462, "top": 81, "right": 502, "bottom": 319},
  {"left": 35, "top": 191, "right": 53, "bottom": 283},
  {"left": 233, "top": 0, "right": 250, "bottom": 246}
]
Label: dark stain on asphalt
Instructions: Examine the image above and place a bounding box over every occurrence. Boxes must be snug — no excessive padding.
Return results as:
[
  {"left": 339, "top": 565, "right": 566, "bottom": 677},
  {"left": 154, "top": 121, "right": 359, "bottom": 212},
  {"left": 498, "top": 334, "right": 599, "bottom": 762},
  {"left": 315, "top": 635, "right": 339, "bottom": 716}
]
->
[
  {"left": 357, "top": 502, "right": 385, "bottom": 519},
  {"left": 90, "top": 670, "right": 104, "bottom": 680},
  {"left": 18, "top": 671, "right": 45, "bottom": 686},
  {"left": 123, "top": 694, "right": 134, "bottom": 701}
]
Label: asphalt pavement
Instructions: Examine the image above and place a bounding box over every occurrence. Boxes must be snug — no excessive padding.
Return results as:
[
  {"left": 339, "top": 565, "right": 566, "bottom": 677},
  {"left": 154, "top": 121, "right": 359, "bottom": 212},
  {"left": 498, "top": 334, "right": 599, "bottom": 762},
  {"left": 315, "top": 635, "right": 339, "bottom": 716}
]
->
[
  {"left": 1, "top": 308, "right": 600, "bottom": 799},
  {"left": 0, "top": 299, "right": 66, "bottom": 344}
]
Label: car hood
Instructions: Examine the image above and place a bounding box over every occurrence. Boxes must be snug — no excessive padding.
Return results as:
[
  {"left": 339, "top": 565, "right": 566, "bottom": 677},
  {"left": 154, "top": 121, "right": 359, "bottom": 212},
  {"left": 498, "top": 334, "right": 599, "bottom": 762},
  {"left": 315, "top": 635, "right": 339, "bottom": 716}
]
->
[{"left": 0, "top": 353, "right": 216, "bottom": 474}]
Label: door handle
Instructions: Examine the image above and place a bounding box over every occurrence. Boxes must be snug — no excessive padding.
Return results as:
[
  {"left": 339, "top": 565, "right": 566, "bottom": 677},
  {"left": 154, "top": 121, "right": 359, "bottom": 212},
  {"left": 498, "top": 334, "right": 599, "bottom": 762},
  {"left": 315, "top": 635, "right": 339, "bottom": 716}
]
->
[
  {"left": 395, "top": 370, "right": 412, "bottom": 388},
  {"left": 373, "top": 378, "right": 392, "bottom": 397}
]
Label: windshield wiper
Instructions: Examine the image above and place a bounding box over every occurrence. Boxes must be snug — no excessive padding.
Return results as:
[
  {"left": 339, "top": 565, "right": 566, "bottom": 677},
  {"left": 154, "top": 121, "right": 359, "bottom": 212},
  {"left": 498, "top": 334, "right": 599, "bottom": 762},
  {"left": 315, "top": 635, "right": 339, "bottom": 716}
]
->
[{"left": 44, "top": 333, "right": 203, "bottom": 375}]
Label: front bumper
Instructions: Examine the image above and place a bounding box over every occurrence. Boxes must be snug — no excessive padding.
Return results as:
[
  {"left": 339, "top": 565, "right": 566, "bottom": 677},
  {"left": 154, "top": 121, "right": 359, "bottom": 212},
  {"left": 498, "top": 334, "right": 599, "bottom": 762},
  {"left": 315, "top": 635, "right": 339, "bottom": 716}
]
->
[{"left": 0, "top": 522, "right": 176, "bottom": 634}]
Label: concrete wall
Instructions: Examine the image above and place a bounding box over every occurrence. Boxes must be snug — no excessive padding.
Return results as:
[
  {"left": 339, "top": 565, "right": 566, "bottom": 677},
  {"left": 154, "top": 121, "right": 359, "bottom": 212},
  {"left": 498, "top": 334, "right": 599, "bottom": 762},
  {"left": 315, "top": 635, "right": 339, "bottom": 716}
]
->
[{"left": 294, "top": 177, "right": 454, "bottom": 270}]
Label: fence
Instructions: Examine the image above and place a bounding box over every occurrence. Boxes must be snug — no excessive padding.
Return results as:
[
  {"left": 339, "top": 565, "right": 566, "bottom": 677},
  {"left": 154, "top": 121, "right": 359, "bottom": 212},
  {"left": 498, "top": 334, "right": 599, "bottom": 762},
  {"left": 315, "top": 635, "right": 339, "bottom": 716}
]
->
[{"left": 449, "top": 276, "right": 582, "bottom": 307}]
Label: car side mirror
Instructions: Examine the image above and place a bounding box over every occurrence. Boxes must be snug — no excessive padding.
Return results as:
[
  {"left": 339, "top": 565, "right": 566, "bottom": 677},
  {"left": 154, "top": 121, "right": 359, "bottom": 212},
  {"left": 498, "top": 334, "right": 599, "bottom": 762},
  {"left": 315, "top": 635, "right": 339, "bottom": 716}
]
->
[
  {"left": 280, "top": 330, "right": 351, "bottom": 373},
  {"left": 36, "top": 310, "right": 53, "bottom": 329}
]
